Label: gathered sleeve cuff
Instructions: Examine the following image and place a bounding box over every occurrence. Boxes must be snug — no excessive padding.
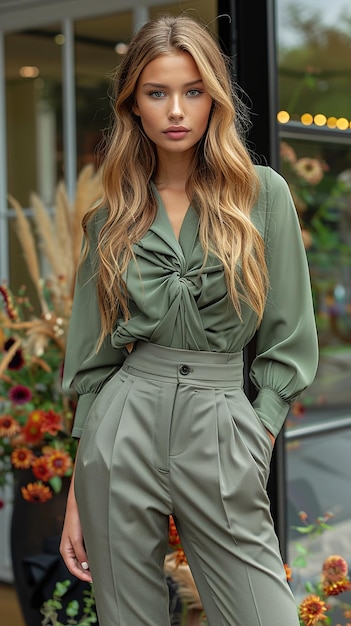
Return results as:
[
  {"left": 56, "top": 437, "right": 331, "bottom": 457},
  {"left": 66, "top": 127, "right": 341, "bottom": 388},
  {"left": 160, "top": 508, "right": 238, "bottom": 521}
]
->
[{"left": 249, "top": 167, "right": 319, "bottom": 437}]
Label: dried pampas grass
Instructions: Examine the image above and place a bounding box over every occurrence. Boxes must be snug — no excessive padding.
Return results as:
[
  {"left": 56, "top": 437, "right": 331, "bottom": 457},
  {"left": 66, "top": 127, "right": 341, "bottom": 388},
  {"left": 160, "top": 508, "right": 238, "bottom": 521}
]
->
[
  {"left": 8, "top": 164, "right": 102, "bottom": 315},
  {"left": 6, "top": 164, "right": 102, "bottom": 353}
]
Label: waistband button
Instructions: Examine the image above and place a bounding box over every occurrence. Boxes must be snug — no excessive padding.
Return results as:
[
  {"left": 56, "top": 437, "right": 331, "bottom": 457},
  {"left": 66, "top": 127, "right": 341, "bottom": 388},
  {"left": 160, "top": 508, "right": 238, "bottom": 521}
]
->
[{"left": 179, "top": 364, "right": 190, "bottom": 375}]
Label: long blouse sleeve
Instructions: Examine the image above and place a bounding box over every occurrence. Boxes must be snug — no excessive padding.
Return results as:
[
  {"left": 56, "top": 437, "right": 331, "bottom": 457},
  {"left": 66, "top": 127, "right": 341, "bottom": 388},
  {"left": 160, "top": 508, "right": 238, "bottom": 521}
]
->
[
  {"left": 62, "top": 214, "right": 126, "bottom": 438},
  {"left": 250, "top": 167, "right": 319, "bottom": 437}
]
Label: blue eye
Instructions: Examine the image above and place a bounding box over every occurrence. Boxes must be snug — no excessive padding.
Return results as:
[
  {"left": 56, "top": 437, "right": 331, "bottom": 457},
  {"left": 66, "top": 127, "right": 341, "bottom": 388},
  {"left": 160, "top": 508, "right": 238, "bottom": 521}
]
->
[
  {"left": 150, "top": 90, "right": 165, "bottom": 98},
  {"left": 187, "top": 89, "right": 202, "bottom": 97}
]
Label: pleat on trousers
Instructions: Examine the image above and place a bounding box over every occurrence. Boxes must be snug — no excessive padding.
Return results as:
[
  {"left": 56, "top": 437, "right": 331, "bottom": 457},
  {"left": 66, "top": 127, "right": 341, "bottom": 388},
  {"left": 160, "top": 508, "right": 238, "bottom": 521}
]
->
[{"left": 74, "top": 341, "right": 299, "bottom": 626}]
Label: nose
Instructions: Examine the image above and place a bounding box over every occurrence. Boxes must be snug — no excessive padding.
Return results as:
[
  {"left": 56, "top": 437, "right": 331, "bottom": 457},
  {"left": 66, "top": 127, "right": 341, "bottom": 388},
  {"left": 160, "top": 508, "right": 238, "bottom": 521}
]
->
[{"left": 168, "top": 94, "right": 184, "bottom": 120}]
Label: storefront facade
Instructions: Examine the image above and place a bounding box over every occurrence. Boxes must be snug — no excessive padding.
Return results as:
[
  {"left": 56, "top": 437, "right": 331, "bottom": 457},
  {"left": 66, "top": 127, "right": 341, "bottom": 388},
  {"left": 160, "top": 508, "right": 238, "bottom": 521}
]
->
[{"left": 0, "top": 1, "right": 350, "bottom": 611}]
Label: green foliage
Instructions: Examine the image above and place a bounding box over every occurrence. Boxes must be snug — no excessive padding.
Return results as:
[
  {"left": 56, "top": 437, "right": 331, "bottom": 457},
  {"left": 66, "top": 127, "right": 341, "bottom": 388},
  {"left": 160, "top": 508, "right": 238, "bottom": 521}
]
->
[{"left": 40, "top": 580, "right": 97, "bottom": 626}]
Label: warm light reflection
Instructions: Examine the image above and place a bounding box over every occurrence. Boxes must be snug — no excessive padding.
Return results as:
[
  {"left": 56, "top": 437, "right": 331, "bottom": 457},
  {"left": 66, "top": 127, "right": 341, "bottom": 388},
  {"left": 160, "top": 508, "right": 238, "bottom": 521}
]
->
[
  {"left": 277, "top": 110, "right": 351, "bottom": 131},
  {"left": 301, "top": 113, "right": 313, "bottom": 125},
  {"left": 19, "top": 66, "right": 40, "bottom": 78},
  {"left": 115, "top": 42, "right": 129, "bottom": 55},
  {"left": 314, "top": 114, "right": 327, "bottom": 126},
  {"left": 327, "top": 117, "right": 337, "bottom": 128},
  {"left": 277, "top": 110, "right": 290, "bottom": 124},
  {"left": 336, "top": 117, "right": 349, "bottom": 130},
  {"left": 55, "top": 34, "right": 65, "bottom": 45}
]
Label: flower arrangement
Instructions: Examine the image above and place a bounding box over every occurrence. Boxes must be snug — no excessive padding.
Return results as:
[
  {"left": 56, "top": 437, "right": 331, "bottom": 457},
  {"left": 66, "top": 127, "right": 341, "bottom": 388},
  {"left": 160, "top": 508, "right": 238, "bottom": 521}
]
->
[
  {"left": 0, "top": 165, "right": 102, "bottom": 505},
  {"left": 0, "top": 282, "right": 77, "bottom": 503},
  {"left": 288, "top": 511, "right": 351, "bottom": 626}
]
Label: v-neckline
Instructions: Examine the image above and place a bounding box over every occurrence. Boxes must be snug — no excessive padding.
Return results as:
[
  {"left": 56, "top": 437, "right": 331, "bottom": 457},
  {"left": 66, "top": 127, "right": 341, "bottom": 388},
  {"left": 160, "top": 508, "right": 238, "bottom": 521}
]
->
[{"left": 151, "top": 181, "right": 191, "bottom": 244}]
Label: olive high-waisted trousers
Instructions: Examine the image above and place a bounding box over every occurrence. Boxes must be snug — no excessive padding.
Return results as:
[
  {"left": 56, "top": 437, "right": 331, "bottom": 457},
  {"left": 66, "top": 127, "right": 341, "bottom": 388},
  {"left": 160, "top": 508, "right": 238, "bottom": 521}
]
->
[{"left": 74, "top": 341, "right": 299, "bottom": 626}]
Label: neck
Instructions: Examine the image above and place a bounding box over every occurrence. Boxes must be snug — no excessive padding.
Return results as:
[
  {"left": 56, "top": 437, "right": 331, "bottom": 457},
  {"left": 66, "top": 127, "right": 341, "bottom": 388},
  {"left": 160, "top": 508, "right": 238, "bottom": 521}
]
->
[{"left": 154, "top": 149, "right": 194, "bottom": 190}]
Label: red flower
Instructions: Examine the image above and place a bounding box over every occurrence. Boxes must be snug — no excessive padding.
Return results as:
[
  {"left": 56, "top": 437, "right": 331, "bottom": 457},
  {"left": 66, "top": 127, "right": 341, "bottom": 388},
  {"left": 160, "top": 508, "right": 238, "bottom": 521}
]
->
[
  {"left": 40, "top": 410, "right": 62, "bottom": 436},
  {"left": 168, "top": 515, "right": 188, "bottom": 566},
  {"left": 32, "top": 457, "right": 53, "bottom": 482},
  {"left": 169, "top": 515, "right": 181, "bottom": 549},
  {"left": 9, "top": 385, "right": 32, "bottom": 405},
  {"left": 21, "top": 482, "right": 53, "bottom": 503},
  {"left": 22, "top": 411, "right": 45, "bottom": 445},
  {"left": 322, "top": 554, "right": 348, "bottom": 582}
]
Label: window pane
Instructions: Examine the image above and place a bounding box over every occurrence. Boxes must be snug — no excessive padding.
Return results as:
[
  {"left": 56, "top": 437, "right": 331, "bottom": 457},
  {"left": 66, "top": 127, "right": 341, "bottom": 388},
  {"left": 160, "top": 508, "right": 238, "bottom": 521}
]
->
[
  {"left": 277, "top": 0, "right": 351, "bottom": 124},
  {"left": 74, "top": 11, "right": 133, "bottom": 171},
  {"left": 5, "top": 25, "right": 62, "bottom": 291}
]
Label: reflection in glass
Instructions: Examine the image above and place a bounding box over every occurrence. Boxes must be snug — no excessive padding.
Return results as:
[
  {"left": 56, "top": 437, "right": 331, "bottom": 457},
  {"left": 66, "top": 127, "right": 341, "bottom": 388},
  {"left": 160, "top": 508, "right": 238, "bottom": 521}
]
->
[
  {"left": 277, "top": 0, "right": 351, "bottom": 123},
  {"left": 281, "top": 137, "right": 351, "bottom": 416},
  {"left": 5, "top": 26, "right": 62, "bottom": 291}
]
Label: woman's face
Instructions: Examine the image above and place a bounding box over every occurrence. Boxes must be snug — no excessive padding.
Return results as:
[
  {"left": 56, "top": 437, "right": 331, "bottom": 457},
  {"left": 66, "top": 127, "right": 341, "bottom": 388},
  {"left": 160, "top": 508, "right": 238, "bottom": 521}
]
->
[{"left": 133, "top": 50, "right": 213, "bottom": 159}]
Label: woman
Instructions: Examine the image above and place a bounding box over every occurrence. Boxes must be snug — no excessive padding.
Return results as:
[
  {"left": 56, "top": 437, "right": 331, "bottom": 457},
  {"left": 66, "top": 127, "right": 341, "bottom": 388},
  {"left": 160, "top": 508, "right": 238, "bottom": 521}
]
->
[{"left": 60, "top": 14, "right": 318, "bottom": 626}]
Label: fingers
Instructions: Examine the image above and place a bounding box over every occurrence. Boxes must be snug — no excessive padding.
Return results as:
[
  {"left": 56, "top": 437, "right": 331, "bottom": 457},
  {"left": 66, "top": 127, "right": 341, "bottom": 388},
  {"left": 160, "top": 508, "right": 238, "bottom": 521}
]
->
[{"left": 60, "top": 536, "right": 93, "bottom": 582}]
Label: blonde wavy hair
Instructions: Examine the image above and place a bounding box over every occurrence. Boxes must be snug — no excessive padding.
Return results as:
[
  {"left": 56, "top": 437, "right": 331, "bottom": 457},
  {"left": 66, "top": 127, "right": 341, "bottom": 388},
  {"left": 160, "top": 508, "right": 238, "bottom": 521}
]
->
[{"left": 83, "top": 13, "right": 269, "bottom": 347}]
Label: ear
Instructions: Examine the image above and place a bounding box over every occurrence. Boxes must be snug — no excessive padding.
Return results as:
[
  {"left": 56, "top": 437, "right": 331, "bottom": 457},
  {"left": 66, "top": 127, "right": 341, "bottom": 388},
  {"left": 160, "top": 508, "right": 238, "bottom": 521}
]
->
[{"left": 132, "top": 102, "right": 141, "bottom": 116}]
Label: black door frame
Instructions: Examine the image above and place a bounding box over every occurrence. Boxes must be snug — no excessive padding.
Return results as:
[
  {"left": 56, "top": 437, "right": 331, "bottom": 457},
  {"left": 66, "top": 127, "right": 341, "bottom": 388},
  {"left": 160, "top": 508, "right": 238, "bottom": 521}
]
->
[{"left": 218, "top": 0, "right": 287, "bottom": 559}]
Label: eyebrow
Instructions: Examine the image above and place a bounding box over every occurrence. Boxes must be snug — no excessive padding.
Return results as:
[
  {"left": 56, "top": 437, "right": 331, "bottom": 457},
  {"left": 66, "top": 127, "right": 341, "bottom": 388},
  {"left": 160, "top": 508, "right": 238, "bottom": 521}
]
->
[{"left": 142, "top": 79, "right": 204, "bottom": 89}]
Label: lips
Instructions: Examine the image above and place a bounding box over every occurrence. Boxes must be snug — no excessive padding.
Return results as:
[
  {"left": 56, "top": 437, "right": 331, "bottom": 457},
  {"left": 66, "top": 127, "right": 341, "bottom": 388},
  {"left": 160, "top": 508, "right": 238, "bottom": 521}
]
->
[{"left": 163, "top": 126, "right": 189, "bottom": 139}]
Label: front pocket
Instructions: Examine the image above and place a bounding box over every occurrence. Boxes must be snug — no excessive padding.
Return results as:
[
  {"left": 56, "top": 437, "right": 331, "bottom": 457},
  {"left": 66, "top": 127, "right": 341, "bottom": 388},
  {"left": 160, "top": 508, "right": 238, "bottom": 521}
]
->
[{"left": 223, "top": 388, "right": 273, "bottom": 482}]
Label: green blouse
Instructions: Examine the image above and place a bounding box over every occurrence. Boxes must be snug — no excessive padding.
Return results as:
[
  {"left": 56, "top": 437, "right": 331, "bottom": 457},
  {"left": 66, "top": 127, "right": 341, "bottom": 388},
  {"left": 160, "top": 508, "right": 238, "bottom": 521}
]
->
[{"left": 63, "top": 165, "right": 318, "bottom": 438}]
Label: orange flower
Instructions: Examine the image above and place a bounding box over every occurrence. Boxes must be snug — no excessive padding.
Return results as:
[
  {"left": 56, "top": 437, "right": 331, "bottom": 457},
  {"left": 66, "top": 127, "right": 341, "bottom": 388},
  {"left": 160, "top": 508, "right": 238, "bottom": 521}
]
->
[
  {"left": 40, "top": 410, "right": 63, "bottom": 436},
  {"left": 168, "top": 515, "right": 188, "bottom": 566},
  {"left": 11, "top": 447, "right": 35, "bottom": 469},
  {"left": 322, "top": 578, "right": 351, "bottom": 597},
  {"left": 0, "top": 415, "right": 21, "bottom": 438},
  {"left": 46, "top": 450, "right": 72, "bottom": 476},
  {"left": 21, "top": 482, "right": 53, "bottom": 503},
  {"left": 32, "top": 456, "right": 53, "bottom": 482},
  {"left": 299, "top": 511, "right": 308, "bottom": 522},
  {"left": 175, "top": 548, "right": 188, "bottom": 566},
  {"left": 299, "top": 595, "right": 328, "bottom": 626},
  {"left": 284, "top": 564, "right": 293, "bottom": 582}
]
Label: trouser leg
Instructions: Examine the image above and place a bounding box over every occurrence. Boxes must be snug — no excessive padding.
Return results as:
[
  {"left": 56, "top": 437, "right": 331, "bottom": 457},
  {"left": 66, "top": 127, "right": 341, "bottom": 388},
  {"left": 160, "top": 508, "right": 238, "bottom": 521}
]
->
[
  {"left": 169, "top": 384, "right": 299, "bottom": 626},
  {"left": 74, "top": 371, "right": 174, "bottom": 626}
]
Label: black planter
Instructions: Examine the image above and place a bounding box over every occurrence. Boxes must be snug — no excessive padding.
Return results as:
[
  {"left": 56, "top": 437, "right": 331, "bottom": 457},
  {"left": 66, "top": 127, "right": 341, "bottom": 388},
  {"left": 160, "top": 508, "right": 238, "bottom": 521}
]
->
[{"left": 10, "top": 472, "right": 70, "bottom": 626}]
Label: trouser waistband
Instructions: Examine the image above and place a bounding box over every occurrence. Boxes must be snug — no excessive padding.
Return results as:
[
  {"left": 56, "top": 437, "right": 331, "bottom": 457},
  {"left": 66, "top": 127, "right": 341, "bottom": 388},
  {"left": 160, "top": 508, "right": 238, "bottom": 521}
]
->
[{"left": 121, "top": 341, "right": 243, "bottom": 387}]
